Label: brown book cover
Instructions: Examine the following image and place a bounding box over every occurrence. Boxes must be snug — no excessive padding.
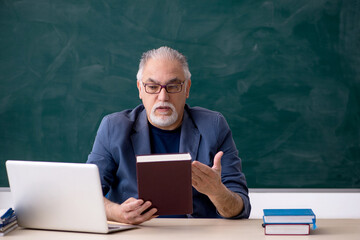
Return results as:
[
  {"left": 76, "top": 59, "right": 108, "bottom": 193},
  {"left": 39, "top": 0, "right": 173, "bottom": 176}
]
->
[{"left": 136, "top": 153, "right": 193, "bottom": 216}]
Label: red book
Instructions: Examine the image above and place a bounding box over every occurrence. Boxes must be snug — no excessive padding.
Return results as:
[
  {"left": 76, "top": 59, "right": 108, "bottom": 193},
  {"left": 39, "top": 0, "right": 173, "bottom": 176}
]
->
[{"left": 136, "top": 153, "right": 193, "bottom": 216}]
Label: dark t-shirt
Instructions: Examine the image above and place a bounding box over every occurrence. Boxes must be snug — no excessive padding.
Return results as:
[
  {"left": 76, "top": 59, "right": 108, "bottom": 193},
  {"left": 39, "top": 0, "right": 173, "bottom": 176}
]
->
[{"left": 149, "top": 123, "right": 181, "bottom": 154}]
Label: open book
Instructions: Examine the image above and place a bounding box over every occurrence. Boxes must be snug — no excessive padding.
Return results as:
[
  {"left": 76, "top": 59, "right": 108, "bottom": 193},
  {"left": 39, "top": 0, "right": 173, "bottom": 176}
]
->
[{"left": 136, "top": 153, "right": 193, "bottom": 215}]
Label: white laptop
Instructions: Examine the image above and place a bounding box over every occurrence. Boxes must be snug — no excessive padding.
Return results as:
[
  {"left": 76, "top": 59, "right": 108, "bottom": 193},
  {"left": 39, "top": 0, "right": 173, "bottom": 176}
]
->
[{"left": 6, "top": 160, "right": 137, "bottom": 234}]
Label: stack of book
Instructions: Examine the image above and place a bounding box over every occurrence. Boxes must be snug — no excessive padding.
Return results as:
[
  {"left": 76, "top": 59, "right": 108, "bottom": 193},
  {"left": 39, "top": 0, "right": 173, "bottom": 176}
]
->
[
  {"left": 262, "top": 208, "right": 316, "bottom": 235},
  {"left": 0, "top": 208, "right": 18, "bottom": 236}
]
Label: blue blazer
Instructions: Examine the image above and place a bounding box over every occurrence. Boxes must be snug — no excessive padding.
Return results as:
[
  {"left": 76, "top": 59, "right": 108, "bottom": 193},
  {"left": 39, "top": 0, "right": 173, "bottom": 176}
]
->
[{"left": 87, "top": 104, "right": 251, "bottom": 218}]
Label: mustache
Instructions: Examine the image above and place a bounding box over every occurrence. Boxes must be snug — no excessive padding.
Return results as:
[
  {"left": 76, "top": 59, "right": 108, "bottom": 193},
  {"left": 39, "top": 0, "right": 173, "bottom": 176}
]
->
[{"left": 151, "top": 102, "right": 176, "bottom": 112}]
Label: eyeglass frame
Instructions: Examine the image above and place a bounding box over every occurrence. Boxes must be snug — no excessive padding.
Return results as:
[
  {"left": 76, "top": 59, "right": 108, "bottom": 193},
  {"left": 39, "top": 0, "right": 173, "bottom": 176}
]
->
[{"left": 141, "top": 81, "right": 186, "bottom": 94}]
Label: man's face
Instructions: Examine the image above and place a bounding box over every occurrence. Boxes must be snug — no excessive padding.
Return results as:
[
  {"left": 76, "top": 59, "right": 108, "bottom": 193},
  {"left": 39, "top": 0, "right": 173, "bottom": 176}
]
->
[{"left": 137, "top": 58, "right": 191, "bottom": 130}]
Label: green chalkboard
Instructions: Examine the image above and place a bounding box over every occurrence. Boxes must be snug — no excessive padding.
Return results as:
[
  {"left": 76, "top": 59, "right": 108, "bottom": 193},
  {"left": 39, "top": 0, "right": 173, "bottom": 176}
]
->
[{"left": 1, "top": 0, "right": 359, "bottom": 188}]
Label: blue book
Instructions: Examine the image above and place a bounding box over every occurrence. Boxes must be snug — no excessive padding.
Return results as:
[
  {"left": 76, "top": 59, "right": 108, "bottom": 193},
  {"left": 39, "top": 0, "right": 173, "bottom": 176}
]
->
[
  {"left": 263, "top": 209, "right": 316, "bottom": 229},
  {"left": 0, "top": 208, "right": 14, "bottom": 223},
  {"left": 0, "top": 208, "right": 17, "bottom": 228}
]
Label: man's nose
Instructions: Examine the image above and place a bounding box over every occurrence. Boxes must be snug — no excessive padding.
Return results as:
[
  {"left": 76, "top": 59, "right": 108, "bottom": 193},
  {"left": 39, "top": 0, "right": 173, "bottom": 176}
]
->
[{"left": 158, "top": 87, "right": 169, "bottom": 101}]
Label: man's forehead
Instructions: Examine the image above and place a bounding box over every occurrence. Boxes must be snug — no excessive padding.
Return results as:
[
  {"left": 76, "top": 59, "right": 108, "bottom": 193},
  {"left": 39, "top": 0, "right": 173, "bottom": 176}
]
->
[
  {"left": 144, "top": 57, "right": 182, "bottom": 69},
  {"left": 142, "top": 58, "right": 185, "bottom": 80},
  {"left": 144, "top": 78, "right": 182, "bottom": 84}
]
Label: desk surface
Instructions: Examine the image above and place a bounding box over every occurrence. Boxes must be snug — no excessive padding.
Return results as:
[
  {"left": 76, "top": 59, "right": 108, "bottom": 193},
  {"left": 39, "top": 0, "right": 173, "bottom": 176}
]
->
[{"left": 4, "top": 219, "right": 360, "bottom": 240}]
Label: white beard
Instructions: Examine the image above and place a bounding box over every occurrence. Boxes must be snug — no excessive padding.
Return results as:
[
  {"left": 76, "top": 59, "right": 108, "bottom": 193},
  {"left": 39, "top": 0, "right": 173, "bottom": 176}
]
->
[{"left": 149, "top": 102, "right": 178, "bottom": 127}]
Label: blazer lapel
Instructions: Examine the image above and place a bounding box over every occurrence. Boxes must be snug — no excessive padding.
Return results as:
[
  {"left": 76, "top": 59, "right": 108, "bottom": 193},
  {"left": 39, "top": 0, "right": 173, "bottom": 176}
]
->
[
  {"left": 179, "top": 109, "right": 201, "bottom": 161},
  {"left": 130, "top": 109, "right": 151, "bottom": 156},
  {"left": 131, "top": 105, "right": 201, "bottom": 160}
]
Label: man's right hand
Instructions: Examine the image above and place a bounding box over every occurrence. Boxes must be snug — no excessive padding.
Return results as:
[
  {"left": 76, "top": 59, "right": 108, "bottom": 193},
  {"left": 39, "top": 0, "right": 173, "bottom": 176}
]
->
[{"left": 104, "top": 197, "right": 158, "bottom": 225}]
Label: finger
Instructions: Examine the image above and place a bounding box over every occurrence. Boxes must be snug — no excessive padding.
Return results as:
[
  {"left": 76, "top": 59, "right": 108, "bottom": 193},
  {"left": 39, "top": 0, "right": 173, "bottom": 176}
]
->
[
  {"left": 191, "top": 174, "right": 201, "bottom": 189},
  {"left": 123, "top": 203, "right": 156, "bottom": 224},
  {"left": 192, "top": 161, "right": 213, "bottom": 176},
  {"left": 140, "top": 207, "right": 158, "bottom": 218},
  {"left": 123, "top": 199, "right": 144, "bottom": 212},
  {"left": 132, "top": 206, "right": 157, "bottom": 224},
  {"left": 132, "top": 212, "right": 158, "bottom": 225},
  {"left": 136, "top": 201, "right": 153, "bottom": 215},
  {"left": 124, "top": 197, "right": 142, "bottom": 205},
  {"left": 191, "top": 162, "right": 203, "bottom": 175},
  {"left": 212, "top": 151, "right": 223, "bottom": 171},
  {"left": 191, "top": 170, "right": 202, "bottom": 185},
  {"left": 123, "top": 197, "right": 137, "bottom": 203},
  {"left": 192, "top": 164, "right": 211, "bottom": 190}
]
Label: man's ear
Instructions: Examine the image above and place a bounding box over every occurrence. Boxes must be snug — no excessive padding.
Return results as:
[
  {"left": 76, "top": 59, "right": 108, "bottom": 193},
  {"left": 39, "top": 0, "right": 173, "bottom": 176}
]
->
[
  {"left": 137, "top": 80, "right": 142, "bottom": 99},
  {"left": 186, "top": 79, "right": 191, "bottom": 98}
]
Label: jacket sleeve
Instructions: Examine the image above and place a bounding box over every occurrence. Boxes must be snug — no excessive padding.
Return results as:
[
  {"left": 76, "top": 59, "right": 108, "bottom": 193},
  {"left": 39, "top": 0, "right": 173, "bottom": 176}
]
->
[
  {"left": 87, "top": 116, "right": 117, "bottom": 196},
  {"left": 216, "top": 113, "right": 251, "bottom": 219}
]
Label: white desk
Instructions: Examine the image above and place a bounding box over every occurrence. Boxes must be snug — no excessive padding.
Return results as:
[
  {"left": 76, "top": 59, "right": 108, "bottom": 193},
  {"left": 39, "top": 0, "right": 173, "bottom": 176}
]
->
[{"left": 4, "top": 218, "right": 360, "bottom": 240}]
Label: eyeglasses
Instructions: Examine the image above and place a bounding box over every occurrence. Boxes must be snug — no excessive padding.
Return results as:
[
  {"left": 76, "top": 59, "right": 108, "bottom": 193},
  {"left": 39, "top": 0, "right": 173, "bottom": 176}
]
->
[{"left": 142, "top": 82, "right": 185, "bottom": 94}]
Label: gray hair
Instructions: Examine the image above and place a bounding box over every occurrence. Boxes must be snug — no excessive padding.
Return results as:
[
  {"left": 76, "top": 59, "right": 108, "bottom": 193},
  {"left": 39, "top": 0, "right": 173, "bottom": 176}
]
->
[{"left": 136, "top": 46, "right": 191, "bottom": 82}]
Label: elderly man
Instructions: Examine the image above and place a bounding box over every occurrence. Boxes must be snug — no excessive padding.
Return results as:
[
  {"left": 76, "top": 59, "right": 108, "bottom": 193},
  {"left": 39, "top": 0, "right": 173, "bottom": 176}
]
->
[{"left": 87, "top": 46, "right": 251, "bottom": 224}]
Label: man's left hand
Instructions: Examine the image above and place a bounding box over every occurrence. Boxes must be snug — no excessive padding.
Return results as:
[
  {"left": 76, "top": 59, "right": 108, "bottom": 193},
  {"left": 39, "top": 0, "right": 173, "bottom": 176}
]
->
[
  {"left": 191, "top": 151, "right": 225, "bottom": 197},
  {"left": 191, "top": 151, "right": 244, "bottom": 218}
]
